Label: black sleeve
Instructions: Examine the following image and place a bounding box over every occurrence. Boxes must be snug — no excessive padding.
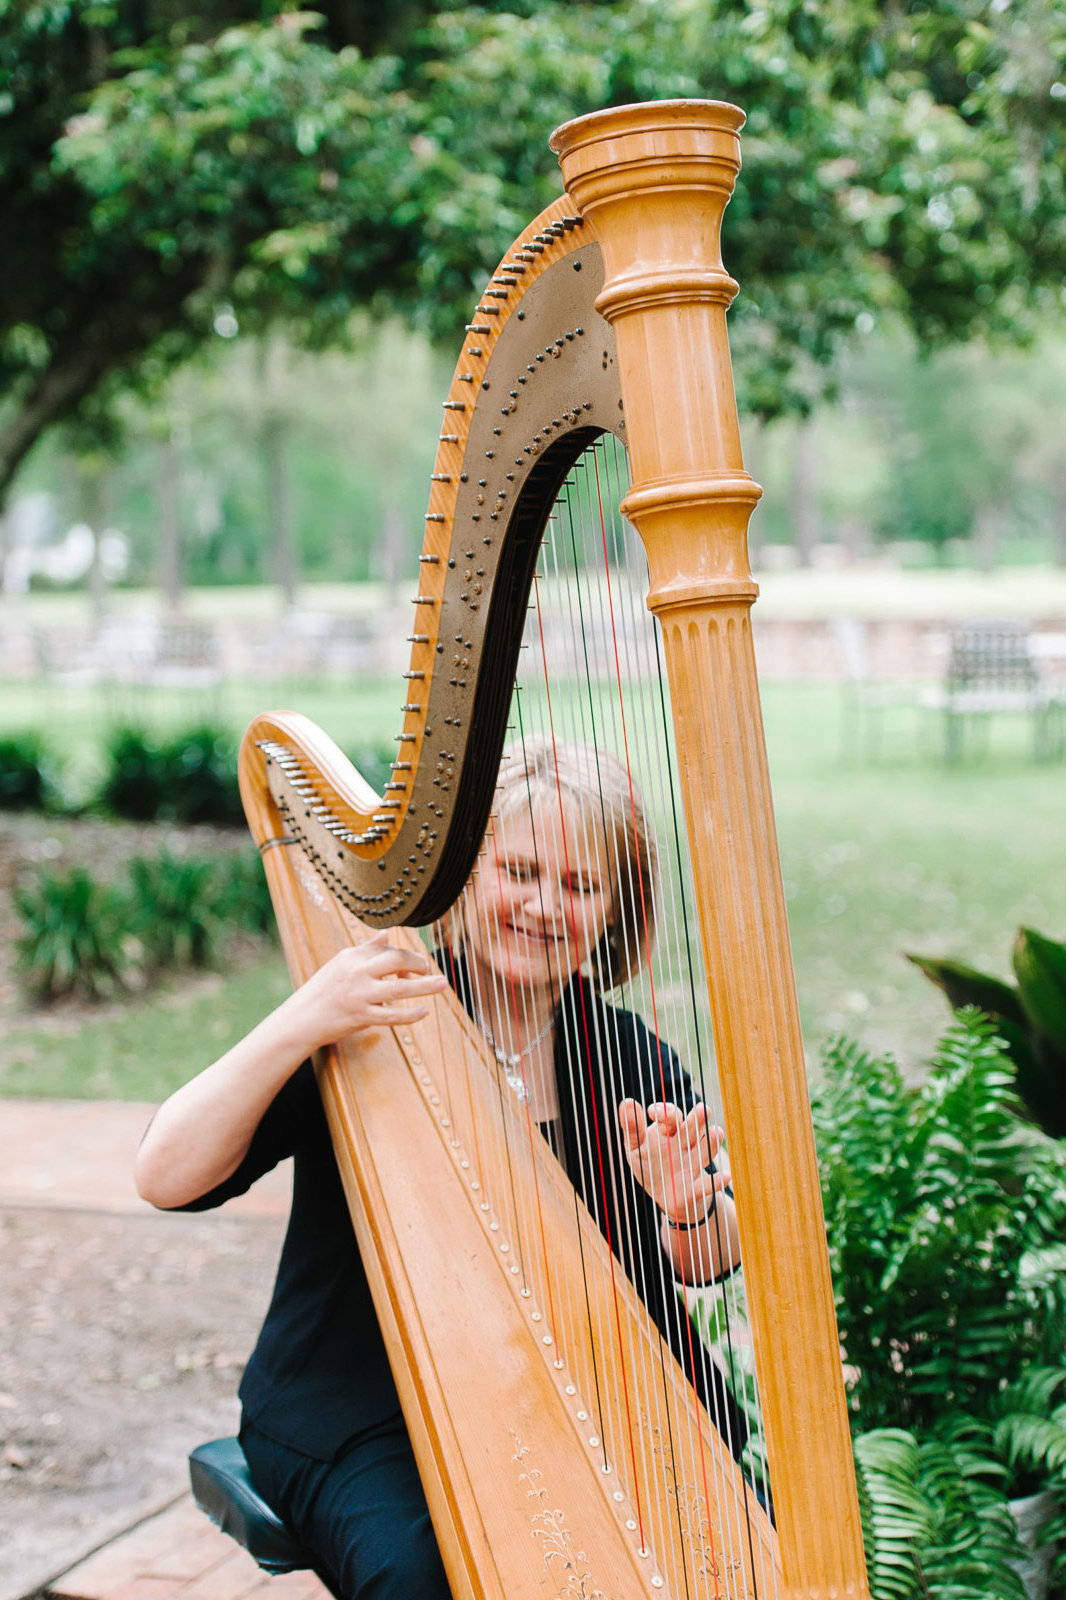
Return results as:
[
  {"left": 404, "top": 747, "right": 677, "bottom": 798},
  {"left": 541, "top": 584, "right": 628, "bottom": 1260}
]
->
[
  {"left": 171, "top": 1060, "right": 317, "bottom": 1213},
  {"left": 619, "top": 1011, "right": 696, "bottom": 1114}
]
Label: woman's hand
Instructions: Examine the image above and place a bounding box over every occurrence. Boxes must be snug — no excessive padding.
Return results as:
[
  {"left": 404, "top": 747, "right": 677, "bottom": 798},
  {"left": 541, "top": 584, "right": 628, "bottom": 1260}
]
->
[
  {"left": 293, "top": 932, "right": 448, "bottom": 1053},
  {"left": 136, "top": 932, "right": 446, "bottom": 1210},
  {"left": 618, "top": 1099, "right": 740, "bottom": 1285},
  {"left": 618, "top": 1099, "right": 729, "bottom": 1224}
]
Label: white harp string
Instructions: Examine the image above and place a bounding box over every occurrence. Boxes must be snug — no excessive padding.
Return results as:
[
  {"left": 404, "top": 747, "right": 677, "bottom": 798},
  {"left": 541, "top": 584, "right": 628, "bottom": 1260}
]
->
[{"left": 423, "top": 432, "right": 780, "bottom": 1599}]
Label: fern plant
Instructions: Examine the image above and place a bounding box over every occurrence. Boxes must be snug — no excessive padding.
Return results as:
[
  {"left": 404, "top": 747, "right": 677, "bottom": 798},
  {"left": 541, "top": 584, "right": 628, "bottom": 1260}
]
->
[
  {"left": 814, "top": 1014, "right": 1066, "bottom": 1435},
  {"left": 855, "top": 1426, "right": 1031, "bottom": 1600},
  {"left": 814, "top": 1015, "right": 1066, "bottom": 1598},
  {"left": 15, "top": 867, "right": 131, "bottom": 1000}
]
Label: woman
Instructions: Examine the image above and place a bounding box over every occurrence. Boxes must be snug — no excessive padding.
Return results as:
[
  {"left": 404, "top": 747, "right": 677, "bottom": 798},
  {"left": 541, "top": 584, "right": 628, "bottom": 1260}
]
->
[{"left": 135, "top": 737, "right": 741, "bottom": 1600}]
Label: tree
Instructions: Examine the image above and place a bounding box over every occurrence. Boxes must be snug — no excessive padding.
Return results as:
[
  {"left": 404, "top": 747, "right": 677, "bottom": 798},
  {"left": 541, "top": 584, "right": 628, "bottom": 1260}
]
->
[{"left": 2, "top": 0, "right": 1064, "bottom": 512}]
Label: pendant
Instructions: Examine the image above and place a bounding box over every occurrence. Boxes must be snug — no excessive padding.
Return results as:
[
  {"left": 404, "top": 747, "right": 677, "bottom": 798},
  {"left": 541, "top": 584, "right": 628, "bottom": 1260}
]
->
[{"left": 492, "top": 1046, "right": 528, "bottom": 1104}]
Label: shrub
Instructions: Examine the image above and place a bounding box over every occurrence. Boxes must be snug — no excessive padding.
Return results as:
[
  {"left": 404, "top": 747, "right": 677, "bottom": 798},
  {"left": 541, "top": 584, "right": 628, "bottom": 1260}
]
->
[
  {"left": 814, "top": 1015, "right": 1066, "bottom": 1434},
  {"left": 908, "top": 925, "right": 1066, "bottom": 1139},
  {"left": 127, "top": 851, "right": 221, "bottom": 968},
  {"left": 0, "top": 733, "right": 61, "bottom": 812},
  {"left": 813, "top": 1015, "right": 1066, "bottom": 1598},
  {"left": 854, "top": 1426, "right": 1031, "bottom": 1600},
  {"left": 97, "top": 724, "right": 243, "bottom": 826},
  {"left": 97, "top": 727, "right": 170, "bottom": 821},
  {"left": 15, "top": 867, "right": 131, "bottom": 1000},
  {"left": 211, "top": 847, "right": 277, "bottom": 938},
  {"left": 347, "top": 742, "right": 395, "bottom": 797},
  {"left": 166, "top": 725, "right": 243, "bottom": 826}
]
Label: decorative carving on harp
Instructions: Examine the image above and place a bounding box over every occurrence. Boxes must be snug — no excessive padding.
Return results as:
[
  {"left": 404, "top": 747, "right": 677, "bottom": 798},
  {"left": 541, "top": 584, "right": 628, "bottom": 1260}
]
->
[{"left": 238, "top": 102, "right": 869, "bottom": 1600}]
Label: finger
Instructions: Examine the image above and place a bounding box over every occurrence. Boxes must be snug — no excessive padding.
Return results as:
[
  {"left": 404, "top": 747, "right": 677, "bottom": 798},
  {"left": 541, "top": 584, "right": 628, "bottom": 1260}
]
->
[
  {"left": 370, "top": 966, "right": 446, "bottom": 995},
  {"left": 366, "top": 946, "right": 439, "bottom": 980},
  {"left": 647, "top": 1102, "right": 682, "bottom": 1136},
  {"left": 374, "top": 1001, "right": 434, "bottom": 1025},
  {"left": 618, "top": 1099, "right": 647, "bottom": 1153},
  {"left": 680, "top": 1106, "right": 719, "bottom": 1162}
]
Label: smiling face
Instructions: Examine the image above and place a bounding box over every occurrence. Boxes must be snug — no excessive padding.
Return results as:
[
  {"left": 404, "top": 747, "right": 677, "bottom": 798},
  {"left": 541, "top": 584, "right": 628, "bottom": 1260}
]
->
[{"left": 462, "top": 792, "right": 614, "bottom": 1009}]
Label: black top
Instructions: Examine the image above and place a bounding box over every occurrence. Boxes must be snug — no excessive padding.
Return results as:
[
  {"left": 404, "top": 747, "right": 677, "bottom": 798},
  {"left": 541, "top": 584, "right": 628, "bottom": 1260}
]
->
[{"left": 182, "top": 970, "right": 743, "bottom": 1462}]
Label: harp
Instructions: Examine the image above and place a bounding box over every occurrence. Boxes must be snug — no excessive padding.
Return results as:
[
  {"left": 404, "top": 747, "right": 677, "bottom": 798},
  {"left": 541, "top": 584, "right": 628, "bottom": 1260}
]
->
[{"left": 238, "top": 101, "right": 869, "bottom": 1600}]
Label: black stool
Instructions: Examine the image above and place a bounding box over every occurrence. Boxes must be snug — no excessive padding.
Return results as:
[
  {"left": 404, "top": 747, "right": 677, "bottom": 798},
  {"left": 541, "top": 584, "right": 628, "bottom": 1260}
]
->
[{"left": 189, "top": 1436, "right": 335, "bottom": 1590}]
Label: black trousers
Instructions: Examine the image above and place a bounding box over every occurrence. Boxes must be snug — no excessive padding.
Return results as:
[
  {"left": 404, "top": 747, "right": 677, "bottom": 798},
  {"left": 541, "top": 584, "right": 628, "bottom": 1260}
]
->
[{"left": 241, "top": 1415, "right": 450, "bottom": 1600}]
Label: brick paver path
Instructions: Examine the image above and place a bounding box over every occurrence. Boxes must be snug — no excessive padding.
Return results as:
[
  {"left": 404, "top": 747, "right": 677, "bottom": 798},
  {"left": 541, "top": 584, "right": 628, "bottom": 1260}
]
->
[{"left": 49, "top": 1497, "right": 326, "bottom": 1600}]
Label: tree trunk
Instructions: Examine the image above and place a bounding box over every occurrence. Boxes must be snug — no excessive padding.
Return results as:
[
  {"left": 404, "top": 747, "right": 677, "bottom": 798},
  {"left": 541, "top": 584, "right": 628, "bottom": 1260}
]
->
[
  {"left": 259, "top": 341, "right": 298, "bottom": 610},
  {"left": 837, "top": 514, "right": 870, "bottom": 565},
  {"left": 157, "top": 433, "right": 184, "bottom": 614},
  {"left": 76, "top": 456, "right": 110, "bottom": 621},
  {"left": 973, "top": 502, "right": 1001, "bottom": 574},
  {"left": 1054, "top": 466, "right": 1066, "bottom": 571},
  {"left": 790, "top": 421, "right": 819, "bottom": 569},
  {"left": 380, "top": 503, "right": 406, "bottom": 606}
]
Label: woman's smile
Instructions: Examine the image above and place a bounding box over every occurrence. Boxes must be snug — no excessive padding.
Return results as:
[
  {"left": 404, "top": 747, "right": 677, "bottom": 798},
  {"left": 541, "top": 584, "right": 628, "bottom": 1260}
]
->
[{"left": 461, "top": 797, "right": 613, "bottom": 1008}]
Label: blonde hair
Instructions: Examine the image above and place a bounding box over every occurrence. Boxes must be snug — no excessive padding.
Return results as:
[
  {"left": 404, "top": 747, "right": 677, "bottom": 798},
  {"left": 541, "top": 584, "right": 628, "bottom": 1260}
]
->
[{"left": 470, "top": 735, "right": 659, "bottom": 991}]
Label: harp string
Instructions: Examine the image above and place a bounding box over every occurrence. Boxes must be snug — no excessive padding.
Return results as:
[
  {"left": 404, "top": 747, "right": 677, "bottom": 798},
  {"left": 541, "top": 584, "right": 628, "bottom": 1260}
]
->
[
  {"left": 428, "top": 429, "right": 776, "bottom": 1597},
  {"left": 583, "top": 440, "right": 728, "bottom": 1576},
  {"left": 539, "top": 453, "right": 714, "bottom": 1588},
  {"left": 537, "top": 434, "right": 776, "bottom": 1595},
  {"left": 594, "top": 436, "right": 775, "bottom": 1580}
]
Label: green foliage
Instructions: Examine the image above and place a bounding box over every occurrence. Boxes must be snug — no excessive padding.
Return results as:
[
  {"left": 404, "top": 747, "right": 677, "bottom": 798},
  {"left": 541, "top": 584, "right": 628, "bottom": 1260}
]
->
[
  {"left": 97, "top": 726, "right": 171, "bottom": 821},
  {"left": 346, "top": 741, "right": 396, "bottom": 798},
  {"left": 97, "top": 724, "right": 242, "bottom": 824},
  {"left": 816, "top": 1017, "right": 1066, "bottom": 1596},
  {"left": 908, "top": 926, "right": 1066, "bottom": 1138},
  {"left": 854, "top": 1426, "right": 1031, "bottom": 1600},
  {"left": 127, "top": 850, "right": 220, "bottom": 968},
  {"left": 211, "top": 845, "right": 277, "bottom": 938},
  {"left": 165, "top": 724, "right": 244, "bottom": 826},
  {"left": 4, "top": 0, "right": 1066, "bottom": 502},
  {"left": 0, "top": 732, "right": 61, "bottom": 812},
  {"left": 813, "top": 1015, "right": 1066, "bottom": 1438},
  {"left": 13, "top": 840, "right": 278, "bottom": 1003},
  {"left": 15, "top": 866, "right": 131, "bottom": 1001}
]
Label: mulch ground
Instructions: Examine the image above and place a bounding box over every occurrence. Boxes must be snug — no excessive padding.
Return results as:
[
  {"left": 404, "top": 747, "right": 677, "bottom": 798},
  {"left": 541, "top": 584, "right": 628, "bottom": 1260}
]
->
[
  {"left": 0, "top": 1203, "right": 285, "bottom": 1600},
  {"left": 0, "top": 811, "right": 289, "bottom": 1600}
]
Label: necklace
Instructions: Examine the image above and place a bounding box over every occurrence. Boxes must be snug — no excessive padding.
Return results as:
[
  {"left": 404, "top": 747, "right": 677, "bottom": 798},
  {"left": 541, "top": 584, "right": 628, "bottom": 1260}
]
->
[{"left": 476, "top": 1012, "right": 555, "bottom": 1104}]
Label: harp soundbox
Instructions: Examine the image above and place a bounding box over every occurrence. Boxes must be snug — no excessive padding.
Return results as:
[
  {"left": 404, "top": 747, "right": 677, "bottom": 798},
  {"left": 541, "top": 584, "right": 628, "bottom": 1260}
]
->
[{"left": 238, "top": 101, "right": 870, "bottom": 1600}]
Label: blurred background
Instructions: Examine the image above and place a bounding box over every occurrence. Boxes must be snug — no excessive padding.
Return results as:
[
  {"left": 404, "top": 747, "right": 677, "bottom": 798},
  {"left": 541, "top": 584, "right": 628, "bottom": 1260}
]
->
[
  {"left": 3, "top": 7, "right": 1066, "bottom": 1595},
  {"left": 2, "top": 0, "right": 1064, "bottom": 1091}
]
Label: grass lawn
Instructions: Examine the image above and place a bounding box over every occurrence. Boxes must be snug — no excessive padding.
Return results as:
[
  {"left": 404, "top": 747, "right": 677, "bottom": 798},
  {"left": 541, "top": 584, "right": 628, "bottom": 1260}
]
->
[
  {"left": 0, "top": 672, "right": 1062, "bottom": 1100},
  {"left": 0, "top": 953, "right": 294, "bottom": 1101}
]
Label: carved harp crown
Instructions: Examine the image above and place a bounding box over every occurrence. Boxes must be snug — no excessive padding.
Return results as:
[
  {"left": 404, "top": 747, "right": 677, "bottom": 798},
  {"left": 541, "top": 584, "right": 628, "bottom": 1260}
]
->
[{"left": 239, "top": 102, "right": 870, "bottom": 1600}]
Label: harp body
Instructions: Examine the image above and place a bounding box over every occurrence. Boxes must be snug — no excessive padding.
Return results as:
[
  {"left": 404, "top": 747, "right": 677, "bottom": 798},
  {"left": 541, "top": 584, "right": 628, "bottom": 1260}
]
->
[{"left": 239, "top": 102, "right": 869, "bottom": 1600}]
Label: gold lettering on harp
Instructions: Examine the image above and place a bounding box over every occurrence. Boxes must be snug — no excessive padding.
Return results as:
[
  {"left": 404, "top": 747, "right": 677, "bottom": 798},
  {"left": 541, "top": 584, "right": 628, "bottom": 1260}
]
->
[
  {"left": 296, "top": 863, "right": 326, "bottom": 907},
  {"left": 639, "top": 1411, "right": 753, "bottom": 1600},
  {"left": 510, "top": 1430, "right": 609, "bottom": 1600}
]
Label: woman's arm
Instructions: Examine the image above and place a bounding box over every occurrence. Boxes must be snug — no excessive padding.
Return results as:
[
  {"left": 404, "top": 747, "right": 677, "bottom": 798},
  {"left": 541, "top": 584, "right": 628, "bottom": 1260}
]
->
[
  {"left": 135, "top": 933, "right": 447, "bottom": 1211},
  {"left": 618, "top": 1099, "right": 741, "bottom": 1285}
]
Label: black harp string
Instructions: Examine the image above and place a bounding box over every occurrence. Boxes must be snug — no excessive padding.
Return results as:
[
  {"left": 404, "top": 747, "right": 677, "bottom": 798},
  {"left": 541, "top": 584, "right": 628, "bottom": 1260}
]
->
[
  {"left": 596, "top": 433, "right": 765, "bottom": 1547},
  {"left": 547, "top": 454, "right": 689, "bottom": 1532},
  {"left": 529, "top": 433, "right": 774, "bottom": 1594},
  {"left": 553, "top": 441, "right": 712, "bottom": 1583},
  {"left": 598, "top": 439, "right": 767, "bottom": 1572}
]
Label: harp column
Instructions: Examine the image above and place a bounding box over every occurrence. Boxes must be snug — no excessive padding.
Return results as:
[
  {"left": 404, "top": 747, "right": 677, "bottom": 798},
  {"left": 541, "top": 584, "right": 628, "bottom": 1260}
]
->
[{"left": 552, "top": 102, "right": 869, "bottom": 1600}]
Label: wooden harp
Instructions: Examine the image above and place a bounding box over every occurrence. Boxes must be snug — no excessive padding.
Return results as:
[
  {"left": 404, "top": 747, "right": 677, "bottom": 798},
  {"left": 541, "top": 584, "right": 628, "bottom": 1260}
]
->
[{"left": 238, "top": 101, "right": 869, "bottom": 1600}]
